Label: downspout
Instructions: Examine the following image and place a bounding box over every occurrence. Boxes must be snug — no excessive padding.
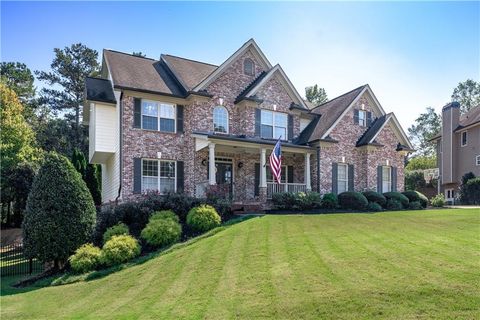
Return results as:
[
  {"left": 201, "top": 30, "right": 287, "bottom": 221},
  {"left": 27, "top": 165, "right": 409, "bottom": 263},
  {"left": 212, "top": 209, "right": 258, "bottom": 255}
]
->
[{"left": 115, "top": 91, "right": 124, "bottom": 204}]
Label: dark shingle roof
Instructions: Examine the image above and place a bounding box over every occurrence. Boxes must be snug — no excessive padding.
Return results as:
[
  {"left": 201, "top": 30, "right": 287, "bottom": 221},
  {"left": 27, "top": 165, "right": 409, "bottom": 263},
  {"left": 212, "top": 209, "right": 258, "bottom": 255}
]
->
[
  {"left": 234, "top": 71, "right": 267, "bottom": 103},
  {"left": 85, "top": 77, "right": 116, "bottom": 104},
  {"left": 356, "top": 114, "right": 389, "bottom": 147},
  {"left": 457, "top": 105, "right": 480, "bottom": 129},
  {"left": 295, "top": 116, "right": 320, "bottom": 145},
  {"left": 162, "top": 54, "right": 217, "bottom": 91}
]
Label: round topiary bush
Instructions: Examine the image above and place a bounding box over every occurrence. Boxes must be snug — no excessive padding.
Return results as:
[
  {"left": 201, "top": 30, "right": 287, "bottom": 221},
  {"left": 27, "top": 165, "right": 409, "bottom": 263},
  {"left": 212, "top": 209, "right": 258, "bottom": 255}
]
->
[
  {"left": 383, "top": 192, "right": 409, "bottom": 208},
  {"left": 402, "top": 191, "right": 428, "bottom": 208},
  {"left": 186, "top": 205, "right": 221, "bottom": 233},
  {"left": 100, "top": 235, "right": 140, "bottom": 267},
  {"left": 408, "top": 201, "right": 423, "bottom": 210},
  {"left": 366, "top": 202, "right": 383, "bottom": 212},
  {"left": 321, "top": 193, "right": 338, "bottom": 209},
  {"left": 386, "top": 199, "right": 403, "bottom": 211},
  {"left": 338, "top": 192, "right": 368, "bottom": 210},
  {"left": 23, "top": 152, "right": 96, "bottom": 266},
  {"left": 141, "top": 215, "right": 182, "bottom": 248},
  {"left": 150, "top": 210, "right": 179, "bottom": 223},
  {"left": 103, "top": 223, "right": 129, "bottom": 244},
  {"left": 431, "top": 194, "right": 445, "bottom": 207},
  {"left": 69, "top": 243, "right": 102, "bottom": 273},
  {"left": 362, "top": 191, "right": 387, "bottom": 206}
]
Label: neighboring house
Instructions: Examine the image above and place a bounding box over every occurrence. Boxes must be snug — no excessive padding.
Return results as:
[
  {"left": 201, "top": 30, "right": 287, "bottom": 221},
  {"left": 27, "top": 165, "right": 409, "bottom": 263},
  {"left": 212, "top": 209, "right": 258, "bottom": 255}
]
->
[
  {"left": 84, "top": 39, "right": 413, "bottom": 206},
  {"left": 430, "top": 103, "right": 480, "bottom": 203}
]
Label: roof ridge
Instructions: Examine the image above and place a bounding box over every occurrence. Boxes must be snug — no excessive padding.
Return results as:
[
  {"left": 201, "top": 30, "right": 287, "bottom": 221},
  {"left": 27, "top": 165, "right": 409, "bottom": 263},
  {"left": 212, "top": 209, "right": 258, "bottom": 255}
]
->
[
  {"left": 163, "top": 54, "right": 218, "bottom": 67},
  {"left": 312, "top": 84, "right": 367, "bottom": 110},
  {"left": 104, "top": 49, "right": 157, "bottom": 61}
]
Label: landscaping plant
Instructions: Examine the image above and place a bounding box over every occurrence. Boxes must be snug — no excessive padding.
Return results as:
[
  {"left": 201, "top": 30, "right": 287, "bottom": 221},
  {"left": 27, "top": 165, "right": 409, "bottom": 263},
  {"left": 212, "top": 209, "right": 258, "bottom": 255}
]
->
[
  {"left": 187, "top": 205, "right": 221, "bottom": 233},
  {"left": 362, "top": 191, "right": 387, "bottom": 206},
  {"left": 141, "top": 212, "right": 182, "bottom": 248},
  {"left": 320, "top": 193, "right": 338, "bottom": 209},
  {"left": 402, "top": 191, "right": 428, "bottom": 208},
  {"left": 338, "top": 192, "right": 368, "bottom": 210},
  {"left": 366, "top": 202, "right": 383, "bottom": 212},
  {"left": 69, "top": 243, "right": 102, "bottom": 274},
  {"left": 100, "top": 235, "right": 140, "bottom": 267},
  {"left": 383, "top": 192, "right": 409, "bottom": 208},
  {"left": 386, "top": 199, "right": 403, "bottom": 211},
  {"left": 103, "top": 223, "right": 129, "bottom": 244},
  {"left": 431, "top": 194, "right": 446, "bottom": 207}
]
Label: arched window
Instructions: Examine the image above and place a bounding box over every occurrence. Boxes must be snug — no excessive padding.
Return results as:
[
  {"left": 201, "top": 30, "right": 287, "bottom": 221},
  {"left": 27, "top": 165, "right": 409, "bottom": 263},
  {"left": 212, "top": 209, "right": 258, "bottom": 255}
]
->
[
  {"left": 243, "top": 58, "right": 254, "bottom": 76},
  {"left": 213, "top": 106, "right": 228, "bottom": 133}
]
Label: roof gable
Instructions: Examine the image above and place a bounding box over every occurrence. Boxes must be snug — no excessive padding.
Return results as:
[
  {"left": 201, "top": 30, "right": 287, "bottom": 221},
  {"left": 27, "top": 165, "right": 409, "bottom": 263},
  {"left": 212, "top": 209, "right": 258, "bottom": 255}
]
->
[
  {"left": 161, "top": 54, "right": 217, "bottom": 91},
  {"left": 357, "top": 113, "right": 414, "bottom": 150}
]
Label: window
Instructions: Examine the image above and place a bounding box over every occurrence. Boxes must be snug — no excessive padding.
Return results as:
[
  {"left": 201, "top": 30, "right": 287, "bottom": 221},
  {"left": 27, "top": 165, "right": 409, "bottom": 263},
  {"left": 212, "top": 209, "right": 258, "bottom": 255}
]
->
[
  {"left": 267, "top": 165, "right": 287, "bottom": 183},
  {"left": 337, "top": 164, "right": 348, "bottom": 193},
  {"left": 213, "top": 106, "right": 228, "bottom": 133},
  {"left": 141, "top": 100, "right": 175, "bottom": 132},
  {"left": 244, "top": 58, "right": 254, "bottom": 76},
  {"left": 261, "top": 110, "right": 288, "bottom": 140},
  {"left": 382, "top": 166, "right": 392, "bottom": 192},
  {"left": 358, "top": 110, "right": 367, "bottom": 126},
  {"left": 142, "top": 159, "right": 176, "bottom": 193},
  {"left": 461, "top": 131, "right": 467, "bottom": 146},
  {"left": 476, "top": 155, "right": 480, "bottom": 166}
]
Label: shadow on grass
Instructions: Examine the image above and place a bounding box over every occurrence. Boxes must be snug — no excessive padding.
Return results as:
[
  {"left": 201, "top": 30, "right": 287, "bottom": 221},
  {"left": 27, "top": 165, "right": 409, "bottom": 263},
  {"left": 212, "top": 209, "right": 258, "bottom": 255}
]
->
[{"left": 1, "top": 273, "right": 56, "bottom": 296}]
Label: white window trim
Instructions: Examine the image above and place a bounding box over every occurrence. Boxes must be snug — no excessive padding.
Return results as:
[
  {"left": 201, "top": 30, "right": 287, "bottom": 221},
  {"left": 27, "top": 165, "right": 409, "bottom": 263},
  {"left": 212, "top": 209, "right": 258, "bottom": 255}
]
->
[
  {"left": 476, "top": 155, "right": 480, "bottom": 166},
  {"left": 337, "top": 163, "right": 348, "bottom": 193},
  {"left": 382, "top": 166, "right": 392, "bottom": 193},
  {"left": 261, "top": 109, "right": 288, "bottom": 140},
  {"left": 461, "top": 130, "right": 468, "bottom": 147},
  {"left": 141, "top": 99, "right": 176, "bottom": 133},
  {"left": 141, "top": 159, "right": 177, "bottom": 194},
  {"left": 358, "top": 110, "right": 367, "bottom": 127},
  {"left": 213, "top": 106, "right": 229, "bottom": 134}
]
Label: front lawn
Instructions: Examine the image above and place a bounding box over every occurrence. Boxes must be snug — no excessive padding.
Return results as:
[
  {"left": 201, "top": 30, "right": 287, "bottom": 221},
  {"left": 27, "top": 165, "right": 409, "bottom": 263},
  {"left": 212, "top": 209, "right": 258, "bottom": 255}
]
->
[{"left": 2, "top": 209, "right": 479, "bottom": 319}]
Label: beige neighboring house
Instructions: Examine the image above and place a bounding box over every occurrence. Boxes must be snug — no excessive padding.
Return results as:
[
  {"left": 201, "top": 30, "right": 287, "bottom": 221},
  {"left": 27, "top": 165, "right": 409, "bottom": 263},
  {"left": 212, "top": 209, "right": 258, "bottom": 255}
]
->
[{"left": 431, "top": 102, "right": 480, "bottom": 203}]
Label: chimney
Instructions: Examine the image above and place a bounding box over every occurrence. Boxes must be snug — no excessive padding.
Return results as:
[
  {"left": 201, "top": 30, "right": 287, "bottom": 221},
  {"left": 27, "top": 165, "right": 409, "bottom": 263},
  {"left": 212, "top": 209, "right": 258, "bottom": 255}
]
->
[{"left": 441, "top": 102, "right": 460, "bottom": 184}]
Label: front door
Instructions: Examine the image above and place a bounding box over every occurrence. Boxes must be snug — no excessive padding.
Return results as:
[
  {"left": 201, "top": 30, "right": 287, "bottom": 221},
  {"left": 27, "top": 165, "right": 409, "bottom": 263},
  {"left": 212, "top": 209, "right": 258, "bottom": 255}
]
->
[{"left": 207, "top": 160, "right": 233, "bottom": 199}]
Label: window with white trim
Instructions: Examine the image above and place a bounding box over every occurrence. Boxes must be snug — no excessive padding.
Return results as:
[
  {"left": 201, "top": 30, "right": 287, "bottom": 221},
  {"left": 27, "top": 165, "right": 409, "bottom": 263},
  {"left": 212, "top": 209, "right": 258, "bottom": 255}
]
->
[
  {"left": 476, "top": 155, "right": 480, "bottom": 166},
  {"left": 358, "top": 110, "right": 367, "bottom": 126},
  {"left": 213, "top": 106, "right": 228, "bottom": 133},
  {"left": 267, "top": 165, "right": 287, "bottom": 183},
  {"left": 337, "top": 163, "right": 348, "bottom": 193},
  {"left": 141, "top": 100, "right": 175, "bottom": 132},
  {"left": 461, "top": 131, "right": 467, "bottom": 146},
  {"left": 142, "top": 159, "right": 176, "bottom": 193},
  {"left": 382, "top": 166, "right": 392, "bottom": 192},
  {"left": 261, "top": 110, "right": 287, "bottom": 140}
]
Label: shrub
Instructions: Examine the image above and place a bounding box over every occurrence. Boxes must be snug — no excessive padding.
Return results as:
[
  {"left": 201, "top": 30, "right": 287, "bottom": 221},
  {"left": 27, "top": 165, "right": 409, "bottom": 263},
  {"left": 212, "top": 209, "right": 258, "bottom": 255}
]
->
[
  {"left": 362, "top": 191, "right": 386, "bottom": 206},
  {"left": 402, "top": 191, "right": 428, "bottom": 208},
  {"left": 295, "top": 192, "right": 321, "bottom": 210},
  {"left": 386, "top": 199, "right": 403, "bottom": 211},
  {"left": 100, "top": 235, "right": 140, "bottom": 267},
  {"left": 338, "top": 192, "right": 368, "bottom": 210},
  {"left": 23, "top": 152, "right": 96, "bottom": 266},
  {"left": 405, "top": 171, "right": 427, "bottom": 191},
  {"left": 141, "top": 192, "right": 202, "bottom": 222},
  {"left": 366, "top": 202, "right": 383, "bottom": 212},
  {"left": 272, "top": 192, "right": 297, "bottom": 210},
  {"left": 383, "top": 192, "right": 409, "bottom": 208},
  {"left": 69, "top": 243, "right": 101, "bottom": 273},
  {"left": 431, "top": 194, "right": 446, "bottom": 207},
  {"left": 408, "top": 201, "right": 423, "bottom": 210},
  {"left": 186, "top": 205, "right": 221, "bottom": 233},
  {"left": 103, "top": 223, "right": 129, "bottom": 244},
  {"left": 465, "top": 178, "right": 480, "bottom": 205},
  {"left": 141, "top": 216, "right": 182, "bottom": 248},
  {"left": 321, "top": 193, "right": 338, "bottom": 209},
  {"left": 150, "top": 210, "right": 179, "bottom": 223},
  {"left": 206, "top": 197, "right": 232, "bottom": 220}
]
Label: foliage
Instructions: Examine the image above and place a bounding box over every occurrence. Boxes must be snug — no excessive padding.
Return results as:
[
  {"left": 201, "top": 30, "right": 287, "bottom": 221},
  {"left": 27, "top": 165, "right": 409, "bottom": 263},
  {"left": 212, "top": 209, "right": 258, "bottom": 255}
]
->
[
  {"left": 405, "top": 156, "right": 437, "bottom": 171},
  {"left": 206, "top": 197, "right": 232, "bottom": 220},
  {"left": 71, "top": 148, "right": 87, "bottom": 177},
  {"left": 386, "top": 199, "right": 403, "bottom": 211},
  {"left": 362, "top": 191, "right": 387, "bottom": 206},
  {"left": 383, "top": 192, "right": 410, "bottom": 208},
  {"left": 431, "top": 194, "right": 446, "bottom": 207},
  {"left": 366, "top": 202, "right": 383, "bottom": 212},
  {"left": 100, "top": 235, "right": 140, "bottom": 267},
  {"left": 408, "top": 201, "right": 424, "bottom": 210},
  {"left": 22, "top": 152, "right": 96, "bottom": 265},
  {"left": 150, "top": 210, "right": 179, "bottom": 223},
  {"left": 407, "top": 107, "right": 441, "bottom": 157},
  {"left": 405, "top": 171, "right": 427, "bottom": 191},
  {"left": 272, "top": 192, "right": 321, "bottom": 210},
  {"left": 140, "top": 192, "right": 202, "bottom": 223},
  {"left": 141, "top": 215, "right": 182, "bottom": 248},
  {"left": 402, "top": 191, "right": 428, "bottom": 208},
  {"left": 0, "top": 62, "right": 36, "bottom": 103},
  {"left": 321, "top": 193, "right": 338, "bottom": 209},
  {"left": 68, "top": 243, "right": 102, "bottom": 274},
  {"left": 338, "top": 192, "right": 368, "bottom": 210},
  {"left": 186, "top": 205, "right": 221, "bottom": 233},
  {"left": 459, "top": 172, "right": 479, "bottom": 205},
  {"left": 451, "top": 79, "right": 480, "bottom": 114},
  {"left": 85, "top": 163, "right": 102, "bottom": 206},
  {"left": 132, "top": 52, "right": 147, "bottom": 57},
  {"left": 305, "top": 84, "right": 328, "bottom": 106},
  {"left": 103, "top": 223, "right": 129, "bottom": 244},
  {"left": 271, "top": 192, "right": 297, "bottom": 210}
]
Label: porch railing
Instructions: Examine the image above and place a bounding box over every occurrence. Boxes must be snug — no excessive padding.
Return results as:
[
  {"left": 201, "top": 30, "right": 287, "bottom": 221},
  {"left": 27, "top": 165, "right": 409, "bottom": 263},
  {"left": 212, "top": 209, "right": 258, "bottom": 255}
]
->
[{"left": 267, "top": 182, "right": 307, "bottom": 199}]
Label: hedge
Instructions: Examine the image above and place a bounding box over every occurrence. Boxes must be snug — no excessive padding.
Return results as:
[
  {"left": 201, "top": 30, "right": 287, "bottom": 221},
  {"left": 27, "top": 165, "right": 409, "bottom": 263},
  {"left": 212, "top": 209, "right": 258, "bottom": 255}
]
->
[
  {"left": 338, "top": 192, "right": 368, "bottom": 210},
  {"left": 383, "top": 192, "right": 409, "bottom": 208}
]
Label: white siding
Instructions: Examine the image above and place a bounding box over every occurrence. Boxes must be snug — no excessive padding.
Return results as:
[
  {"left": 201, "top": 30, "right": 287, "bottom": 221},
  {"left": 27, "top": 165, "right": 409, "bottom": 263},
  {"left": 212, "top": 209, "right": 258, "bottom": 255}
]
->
[{"left": 94, "top": 103, "right": 116, "bottom": 152}]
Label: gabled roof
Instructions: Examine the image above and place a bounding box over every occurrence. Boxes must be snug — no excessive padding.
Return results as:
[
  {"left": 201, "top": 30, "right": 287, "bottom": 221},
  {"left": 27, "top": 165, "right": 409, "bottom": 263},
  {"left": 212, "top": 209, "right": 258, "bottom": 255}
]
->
[
  {"left": 456, "top": 105, "right": 480, "bottom": 131},
  {"left": 161, "top": 54, "right": 217, "bottom": 91},
  {"left": 295, "top": 116, "right": 320, "bottom": 145},
  {"left": 85, "top": 77, "right": 116, "bottom": 104},
  {"left": 234, "top": 71, "right": 268, "bottom": 104}
]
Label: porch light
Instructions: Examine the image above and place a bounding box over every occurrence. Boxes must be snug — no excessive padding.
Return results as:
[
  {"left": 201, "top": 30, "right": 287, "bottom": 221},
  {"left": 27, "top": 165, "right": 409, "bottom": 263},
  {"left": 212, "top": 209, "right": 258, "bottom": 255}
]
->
[
  {"left": 238, "top": 162, "right": 244, "bottom": 169},
  {"left": 201, "top": 159, "right": 207, "bottom": 166}
]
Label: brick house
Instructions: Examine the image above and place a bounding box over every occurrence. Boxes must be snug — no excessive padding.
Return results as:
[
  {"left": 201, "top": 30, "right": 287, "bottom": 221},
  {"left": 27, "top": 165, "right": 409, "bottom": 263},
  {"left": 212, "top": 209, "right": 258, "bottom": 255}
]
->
[{"left": 84, "top": 39, "right": 413, "bottom": 207}]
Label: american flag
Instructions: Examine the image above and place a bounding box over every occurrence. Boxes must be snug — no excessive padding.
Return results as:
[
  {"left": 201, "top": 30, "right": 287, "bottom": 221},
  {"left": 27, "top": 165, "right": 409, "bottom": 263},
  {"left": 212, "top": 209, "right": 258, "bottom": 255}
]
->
[{"left": 269, "top": 138, "right": 282, "bottom": 184}]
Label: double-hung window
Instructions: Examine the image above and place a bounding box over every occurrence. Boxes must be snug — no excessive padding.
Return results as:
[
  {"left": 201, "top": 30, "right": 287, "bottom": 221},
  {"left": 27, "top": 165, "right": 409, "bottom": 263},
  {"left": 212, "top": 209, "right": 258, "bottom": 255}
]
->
[
  {"left": 382, "top": 166, "right": 392, "bottom": 192},
  {"left": 213, "top": 106, "right": 228, "bottom": 133},
  {"left": 141, "top": 100, "right": 175, "bottom": 133},
  {"left": 358, "top": 110, "right": 367, "bottom": 126},
  {"left": 142, "top": 159, "right": 176, "bottom": 193},
  {"left": 337, "top": 163, "right": 348, "bottom": 193},
  {"left": 461, "top": 131, "right": 468, "bottom": 147},
  {"left": 261, "top": 110, "right": 287, "bottom": 140}
]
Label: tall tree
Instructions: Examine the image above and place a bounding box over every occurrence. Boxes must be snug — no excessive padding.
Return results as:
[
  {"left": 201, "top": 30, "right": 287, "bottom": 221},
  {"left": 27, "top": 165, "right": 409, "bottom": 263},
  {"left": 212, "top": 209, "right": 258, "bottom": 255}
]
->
[
  {"left": 407, "top": 107, "right": 441, "bottom": 157},
  {"left": 305, "top": 84, "right": 328, "bottom": 106},
  {"left": 0, "top": 62, "right": 36, "bottom": 103},
  {"left": 451, "top": 79, "right": 480, "bottom": 114}
]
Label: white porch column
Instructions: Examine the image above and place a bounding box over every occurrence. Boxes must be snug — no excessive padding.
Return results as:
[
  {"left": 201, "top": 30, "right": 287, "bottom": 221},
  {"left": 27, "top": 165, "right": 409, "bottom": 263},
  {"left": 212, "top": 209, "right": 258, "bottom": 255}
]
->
[
  {"left": 305, "top": 153, "right": 312, "bottom": 191},
  {"left": 208, "top": 143, "right": 216, "bottom": 185},
  {"left": 260, "top": 148, "right": 267, "bottom": 188}
]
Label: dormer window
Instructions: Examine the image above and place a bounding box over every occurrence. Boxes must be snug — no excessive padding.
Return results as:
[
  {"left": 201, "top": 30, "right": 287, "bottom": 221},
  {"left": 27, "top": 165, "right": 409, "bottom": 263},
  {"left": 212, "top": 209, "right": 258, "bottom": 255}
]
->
[
  {"left": 213, "top": 106, "right": 228, "bottom": 133},
  {"left": 243, "top": 58, "right": 255, "bottom": 76}
]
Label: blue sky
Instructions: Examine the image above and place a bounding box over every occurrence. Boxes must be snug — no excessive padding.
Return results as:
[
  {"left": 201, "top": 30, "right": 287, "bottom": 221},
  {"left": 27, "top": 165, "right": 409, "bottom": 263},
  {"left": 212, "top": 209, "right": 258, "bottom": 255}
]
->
[{"left": 2, "top": 1, "right": 479, "bottom": 129}]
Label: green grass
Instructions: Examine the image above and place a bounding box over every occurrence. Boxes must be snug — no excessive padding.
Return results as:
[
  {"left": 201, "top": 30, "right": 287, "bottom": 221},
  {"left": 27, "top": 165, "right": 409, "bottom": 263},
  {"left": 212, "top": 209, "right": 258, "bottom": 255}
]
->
[{"left": 2, "top": 209, "right": 479, "bottom": 319}]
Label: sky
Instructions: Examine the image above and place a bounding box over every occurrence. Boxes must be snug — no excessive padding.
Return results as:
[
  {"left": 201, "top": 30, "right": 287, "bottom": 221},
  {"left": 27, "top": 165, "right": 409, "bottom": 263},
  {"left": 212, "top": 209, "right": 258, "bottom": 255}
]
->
[{"left": 1, "top": 1, "right": 479, "bottom": 129}]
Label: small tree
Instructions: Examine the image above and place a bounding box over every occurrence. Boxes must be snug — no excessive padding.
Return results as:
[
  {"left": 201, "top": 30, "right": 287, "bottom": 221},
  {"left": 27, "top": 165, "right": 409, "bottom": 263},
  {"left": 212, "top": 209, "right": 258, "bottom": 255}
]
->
[
  {"left": 305, "top": 84, "right": 328, "bottom": 106},
  {"left": 85, "top": 163, "right": 102, "bottom": 205},
  {"left": 71, "top": 148, "right": 87, "bottom": 177},
  {"left": 23, "top": 152, "right": 96, "bottom": 268}
]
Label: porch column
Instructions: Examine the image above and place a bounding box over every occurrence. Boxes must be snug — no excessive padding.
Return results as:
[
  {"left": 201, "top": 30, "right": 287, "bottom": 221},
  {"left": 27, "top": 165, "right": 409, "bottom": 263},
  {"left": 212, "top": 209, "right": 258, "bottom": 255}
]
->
[
  {"left": 260, "top": 148, "right": 267, "bottom": 188},
  {"left": 305, "top": 153, "right": 312, "bottom": 191},
  {"left": 208, "top": 143, "right": 216, "bottom": 185},
  {"left": 316, "top": 146, "right": 321, "bottom": 193}
]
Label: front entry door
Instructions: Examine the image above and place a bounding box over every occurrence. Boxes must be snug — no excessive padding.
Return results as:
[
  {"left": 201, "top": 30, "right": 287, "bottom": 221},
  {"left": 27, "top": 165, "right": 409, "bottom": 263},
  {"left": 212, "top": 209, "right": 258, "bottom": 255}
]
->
[{"left": 207, "top": 160, "right": 233, "bottom": 199}]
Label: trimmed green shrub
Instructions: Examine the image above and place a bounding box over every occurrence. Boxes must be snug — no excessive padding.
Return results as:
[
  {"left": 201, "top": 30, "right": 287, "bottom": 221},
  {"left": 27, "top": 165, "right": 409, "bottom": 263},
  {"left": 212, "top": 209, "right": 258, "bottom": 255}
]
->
[
  {"left": 465, "top": 178, "right": 480, "bottom": 205},
  {"left": 272, "top": 192, "right": 297, "bottom": 210},
  {"left": 103, "top": 223, "right": 129, "bottom": 244},
  {"left": 408, "top": 201, "right": 423, "bottom": 210},
  {"left": 402, "top": 191, "right": 428, "bottom": 208},
  {"left": 431, "top": 194, "right": 445, "bottom": 207},
  {"left": 186, "top": 205, "right": 221, "bottom": 233},
  {"left": 69, "top": 243, "right": 101, "bottom": 273},
  {"left": 23, "top": 152, "right": 96, "bottom": 266},
  {"left": 141, "top": 216, "right": 182, "bottom": 248},
  {"left": 383, "top": 192, "right": 409, "bottom": 208},
  {"left": 386, "top": 199, "right": 403, "bottom": 211},
  {"left": 338, "top": 192, "right": 368, "bottom": 210},
  {"left": 150, "top": 210, "right": 179, "bottom": 223},
  {"left": 366, "top": 202, "right": 383, "bottom": 212},
  {"left": 362, "top": 191, "right": 387, "bottom": 206},
  {"left": 321, "top": 193, "right": 338, "bottom": 209},
  {"left": 100, "top": 235, "right": 140, "bottom": 267},
  {"left": 405, "top": 171, "right": 427, "bottom": 191},
  {"left": 296, "top": 192, "right": 322, "bottom": 210}
]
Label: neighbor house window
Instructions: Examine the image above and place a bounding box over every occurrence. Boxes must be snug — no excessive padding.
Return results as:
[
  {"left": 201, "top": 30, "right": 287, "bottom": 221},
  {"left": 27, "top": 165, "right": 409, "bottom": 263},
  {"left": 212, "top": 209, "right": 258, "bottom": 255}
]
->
[
  {"left": 382, "top": 166, "right": 392, "bottom": 192},
  {"left": 141, "top": 100, "right": 175, "bottom": 133},
  {"left": 461, "top": 131, "right": 467, "bottom": 146},
  {"left": 261, "top": 110, "right": 287, "bottom": 140},
  {"left": 337, "top": 163, "right": 348, "bottom": 194},
  {"left": 267, "top": 165, "right": 287, "bottom": 183},
  {"left": 142, "top": 159, "right": 176, "bottom": 193},
  {"left": 476, "top": 155, "right": 480, "bottom": 166},
  {"left": 244, "top": 58, "right": 254, "bottom": 76},
  {"left": 213, "top": 106, "right": 228, "bottom": 133},
  {"left": 358, "top": 110, "right": 367, "bottom": 126}
]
